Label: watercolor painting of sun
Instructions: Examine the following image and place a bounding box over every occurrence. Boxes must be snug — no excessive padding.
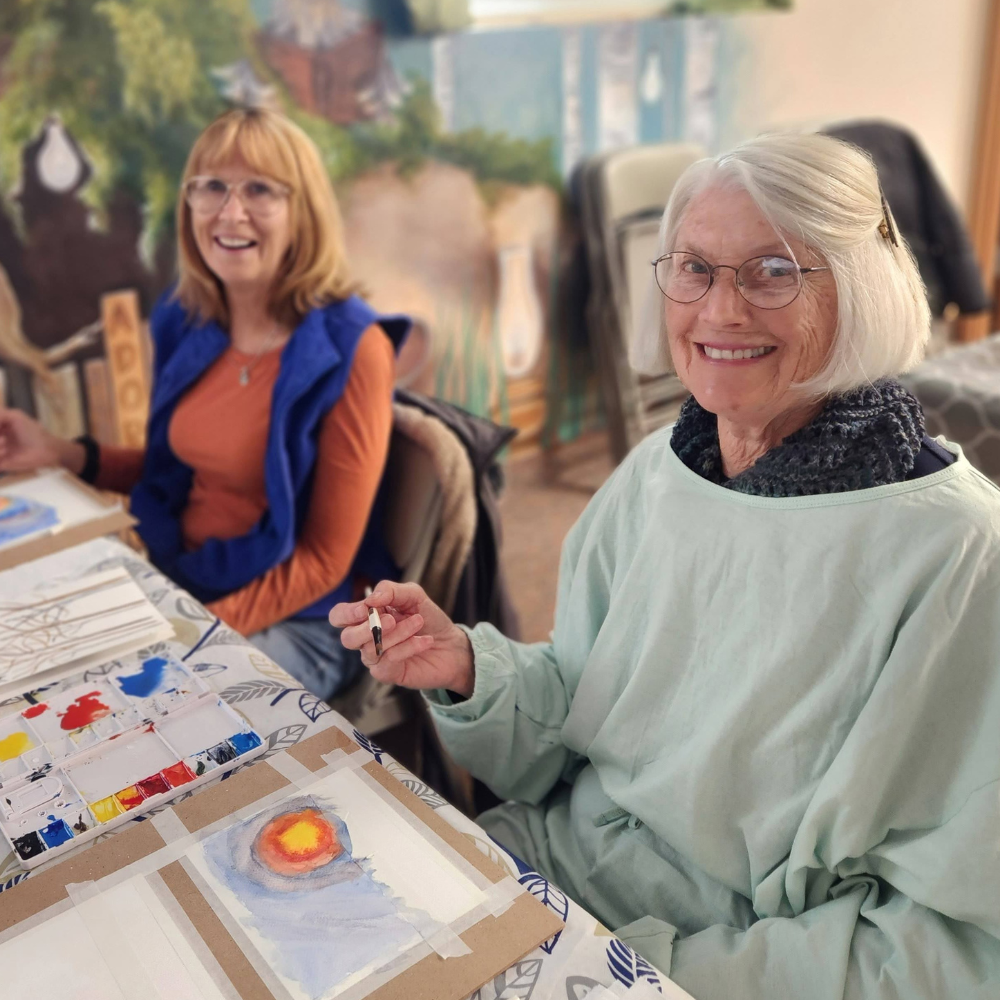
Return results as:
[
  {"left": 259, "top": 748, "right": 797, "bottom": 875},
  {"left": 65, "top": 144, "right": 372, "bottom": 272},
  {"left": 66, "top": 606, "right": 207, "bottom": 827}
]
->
[{"left": 255, "top": 808, "right": 344, "bottom": 875}]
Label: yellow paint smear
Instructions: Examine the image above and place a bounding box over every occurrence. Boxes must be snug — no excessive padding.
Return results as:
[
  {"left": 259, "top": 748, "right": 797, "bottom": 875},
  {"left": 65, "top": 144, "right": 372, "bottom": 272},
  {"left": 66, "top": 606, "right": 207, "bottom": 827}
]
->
[
  {"left": 90, "top": 796, "right": 124, "bottom": 823},
  {"left": 0, "top": 731, "right": 33, "bottom": 762},
  {"left": 278, "top": 819, "right": 323, "bottom": 856}
]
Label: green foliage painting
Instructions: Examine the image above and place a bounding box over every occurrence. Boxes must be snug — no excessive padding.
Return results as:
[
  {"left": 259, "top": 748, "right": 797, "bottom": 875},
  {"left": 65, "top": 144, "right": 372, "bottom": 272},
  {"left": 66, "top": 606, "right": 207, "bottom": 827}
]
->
[{"left": 0, "top": 0, "right": 559, "bottom": 256}]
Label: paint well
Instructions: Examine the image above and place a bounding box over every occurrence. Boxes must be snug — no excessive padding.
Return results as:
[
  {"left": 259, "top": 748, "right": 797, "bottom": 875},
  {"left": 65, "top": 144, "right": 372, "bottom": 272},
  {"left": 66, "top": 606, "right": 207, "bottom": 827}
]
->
[
  {"left": 187, "top": 752, "right": 218, "bottom": 777},
  {"left": 90, "top": 795, "right": 124, "bottom": 823},
  {"left": 0, "top": 731, "right": 33, "bottom": 762},
  {"left": 161, "top": 761, "right": 196, "bottom": 788},
  {"left": 207, "top": 741, "right": 237, "bottom": 766},
  {"left": 39, "top": 818, "right": 74, "bottom": 848},
  {"left": 12, "top": 830, "right": 45, "bottom": 860},
  {"left": 137, "top": 773, "right": 170, "bottom": 798},
  {"left": 228, "top": 731, "right": 262, "bottom": 755},
  {"left": 114, "top": 785, "right": 145, "bottom": 811}
]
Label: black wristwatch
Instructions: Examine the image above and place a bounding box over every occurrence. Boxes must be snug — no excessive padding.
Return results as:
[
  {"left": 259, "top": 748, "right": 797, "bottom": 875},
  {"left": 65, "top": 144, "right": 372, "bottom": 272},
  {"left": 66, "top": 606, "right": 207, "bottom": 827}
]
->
[{"left": 73, "top": 434, "right": 101, "bottom": 484}]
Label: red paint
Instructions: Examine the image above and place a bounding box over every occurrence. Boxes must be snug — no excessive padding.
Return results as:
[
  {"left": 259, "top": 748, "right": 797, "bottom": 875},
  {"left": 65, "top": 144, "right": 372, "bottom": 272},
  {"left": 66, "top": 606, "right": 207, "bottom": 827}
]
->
[
  {"left": 161, "top": 762, "right": 196, "bottom": 788},
  {"left": 22, "top": 703, "right": 48, "bottom": 719},
  {"left": 58, "top": 692, "right": 112, "bottom": 731},
  {"left": 137, "top": 773, "right": 170, "bottom": 798}
]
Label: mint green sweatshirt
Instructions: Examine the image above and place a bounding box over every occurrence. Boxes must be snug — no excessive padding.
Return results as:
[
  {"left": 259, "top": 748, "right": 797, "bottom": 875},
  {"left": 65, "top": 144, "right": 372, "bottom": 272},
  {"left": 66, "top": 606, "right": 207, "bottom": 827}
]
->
[{"left": 427, "top": 428, "right": 1000, "bottom": 999}]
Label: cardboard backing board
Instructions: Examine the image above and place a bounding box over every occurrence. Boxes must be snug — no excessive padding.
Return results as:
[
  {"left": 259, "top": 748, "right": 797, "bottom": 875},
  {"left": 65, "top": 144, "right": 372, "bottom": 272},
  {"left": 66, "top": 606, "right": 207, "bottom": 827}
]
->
[
  {"left": 0, "top": 725, "right": 565, "bottom": 1000},
  {"left": 0, "top": 468, "right": 135, "bottom": 572}
]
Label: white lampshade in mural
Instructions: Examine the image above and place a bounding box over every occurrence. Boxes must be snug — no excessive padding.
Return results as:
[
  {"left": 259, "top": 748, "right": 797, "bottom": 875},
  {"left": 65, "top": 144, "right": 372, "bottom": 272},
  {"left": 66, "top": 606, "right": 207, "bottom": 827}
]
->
[
  {"left": 496, "top": 244, "right": 544, "bottom": 380},
  {"left": 36, "top": 119, "right": 84, "bottom": 194}
]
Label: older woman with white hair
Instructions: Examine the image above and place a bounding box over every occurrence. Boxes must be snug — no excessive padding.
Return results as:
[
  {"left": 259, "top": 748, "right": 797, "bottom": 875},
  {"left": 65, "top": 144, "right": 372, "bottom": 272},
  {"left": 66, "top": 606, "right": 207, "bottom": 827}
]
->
[{"left": 331, "top": 133, "right": 1000, "bottom": 998}]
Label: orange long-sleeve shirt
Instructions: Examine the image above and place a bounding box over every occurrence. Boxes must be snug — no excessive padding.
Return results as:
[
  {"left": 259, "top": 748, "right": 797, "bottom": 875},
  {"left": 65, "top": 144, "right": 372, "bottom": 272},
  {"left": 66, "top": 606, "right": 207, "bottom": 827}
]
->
[{"left": 96, "top": 324, "right": 395, "bottom": 636}]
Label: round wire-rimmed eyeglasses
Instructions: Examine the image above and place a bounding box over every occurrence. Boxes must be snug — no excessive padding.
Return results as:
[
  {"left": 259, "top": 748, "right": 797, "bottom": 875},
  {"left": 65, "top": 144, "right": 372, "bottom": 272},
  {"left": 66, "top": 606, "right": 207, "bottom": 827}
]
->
[
  {"left": 184, "top": 175, "right": 291, "bottom": 218},
  {"left": 652, "top": 251, "right": 829, "bottom": 310}
]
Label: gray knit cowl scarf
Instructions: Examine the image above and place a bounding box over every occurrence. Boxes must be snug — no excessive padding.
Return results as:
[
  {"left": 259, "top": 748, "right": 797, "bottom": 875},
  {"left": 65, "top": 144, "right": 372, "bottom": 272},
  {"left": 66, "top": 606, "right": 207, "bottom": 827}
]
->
[{"left": 670, "top": 379, "right": 926, "bottom": 497}]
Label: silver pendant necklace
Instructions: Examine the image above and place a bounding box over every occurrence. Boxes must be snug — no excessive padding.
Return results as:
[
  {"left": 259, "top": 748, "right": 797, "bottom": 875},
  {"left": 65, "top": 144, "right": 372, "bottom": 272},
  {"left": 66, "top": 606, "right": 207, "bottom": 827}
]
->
[{"left": 233, "top": 325, "right": 282, "bottom": 386}]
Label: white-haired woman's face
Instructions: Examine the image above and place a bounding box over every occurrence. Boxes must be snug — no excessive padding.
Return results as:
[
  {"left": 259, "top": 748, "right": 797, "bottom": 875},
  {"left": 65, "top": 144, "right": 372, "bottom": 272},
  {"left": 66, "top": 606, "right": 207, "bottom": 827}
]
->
[{"left": 664, "top": 184, "right": 838, "bottom": 430}]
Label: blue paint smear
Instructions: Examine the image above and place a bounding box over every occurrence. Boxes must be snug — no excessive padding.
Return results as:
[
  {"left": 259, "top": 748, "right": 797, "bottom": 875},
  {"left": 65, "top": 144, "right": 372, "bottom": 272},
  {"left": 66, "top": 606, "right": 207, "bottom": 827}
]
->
[
  {"left": 116, "top": 657, "right": 168, "bottom": 698},
  {"left": 202, "top": 797, "right": 420, "bottom": 1000}
]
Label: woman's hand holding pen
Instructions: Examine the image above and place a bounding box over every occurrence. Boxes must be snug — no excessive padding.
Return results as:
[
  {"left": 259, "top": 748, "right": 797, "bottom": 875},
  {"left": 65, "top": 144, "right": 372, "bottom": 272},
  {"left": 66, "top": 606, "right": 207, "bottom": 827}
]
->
[{"left": 329, "top": 582, "right": 475, "bottom": 698}]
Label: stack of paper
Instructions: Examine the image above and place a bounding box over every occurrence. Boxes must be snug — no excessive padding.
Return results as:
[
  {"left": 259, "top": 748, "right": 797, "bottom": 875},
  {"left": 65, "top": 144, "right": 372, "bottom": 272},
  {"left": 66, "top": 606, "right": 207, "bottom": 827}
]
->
[{"left": 0, "top": 568, "right": 174, "bottom": 695}]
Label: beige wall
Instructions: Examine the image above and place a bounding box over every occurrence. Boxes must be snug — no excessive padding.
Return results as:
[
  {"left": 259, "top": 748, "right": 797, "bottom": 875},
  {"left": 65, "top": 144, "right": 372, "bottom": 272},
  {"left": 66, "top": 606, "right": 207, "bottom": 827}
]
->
[{"left": 729, "top": 0, "right": 992, "bottom": 208}]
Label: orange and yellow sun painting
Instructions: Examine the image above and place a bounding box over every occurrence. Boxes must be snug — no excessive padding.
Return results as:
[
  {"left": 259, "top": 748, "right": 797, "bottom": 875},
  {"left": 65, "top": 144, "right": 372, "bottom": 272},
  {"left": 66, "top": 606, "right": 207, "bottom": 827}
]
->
[{"left": 255, "top": 808, "right": 344, "bottom": 875}]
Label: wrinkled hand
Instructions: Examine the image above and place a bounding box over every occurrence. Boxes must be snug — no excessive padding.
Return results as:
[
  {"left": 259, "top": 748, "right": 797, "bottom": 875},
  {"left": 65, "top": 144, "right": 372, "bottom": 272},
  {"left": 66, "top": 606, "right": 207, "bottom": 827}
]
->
[
  {"left": 0, "top": 408, "right": 76, "bottom": 474},
  {"left": 329, "top": 581, "right": 474, "bottom": 697}
]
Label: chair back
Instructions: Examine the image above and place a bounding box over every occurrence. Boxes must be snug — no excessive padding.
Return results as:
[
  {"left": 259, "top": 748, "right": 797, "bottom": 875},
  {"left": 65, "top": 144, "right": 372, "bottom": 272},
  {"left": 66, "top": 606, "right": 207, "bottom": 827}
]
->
[{"left": 580, "top": 142, "right": 704, "bottom": 460}]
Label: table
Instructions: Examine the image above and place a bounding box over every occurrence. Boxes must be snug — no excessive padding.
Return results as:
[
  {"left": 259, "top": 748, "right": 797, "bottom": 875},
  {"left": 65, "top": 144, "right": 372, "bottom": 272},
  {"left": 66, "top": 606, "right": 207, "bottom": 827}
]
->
[{"left": 0, "top": 537, "right": 691, "bottom": 1000}]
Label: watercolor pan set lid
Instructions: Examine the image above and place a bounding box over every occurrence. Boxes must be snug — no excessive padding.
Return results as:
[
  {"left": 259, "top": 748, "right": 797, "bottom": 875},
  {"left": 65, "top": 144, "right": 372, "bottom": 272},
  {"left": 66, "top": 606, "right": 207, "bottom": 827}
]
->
[{"left": 0, "top": 653, "right": 265, "bottom": 868}]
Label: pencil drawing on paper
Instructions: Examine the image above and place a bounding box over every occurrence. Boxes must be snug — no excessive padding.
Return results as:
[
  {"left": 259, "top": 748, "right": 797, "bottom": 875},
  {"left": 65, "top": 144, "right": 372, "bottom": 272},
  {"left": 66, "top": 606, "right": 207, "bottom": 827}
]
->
[
  {"left": 199, "top": 794, "right": 424, "bottom": 999},
  {"left": 0, "top": 568, "right": 168, "bottom": 685}
]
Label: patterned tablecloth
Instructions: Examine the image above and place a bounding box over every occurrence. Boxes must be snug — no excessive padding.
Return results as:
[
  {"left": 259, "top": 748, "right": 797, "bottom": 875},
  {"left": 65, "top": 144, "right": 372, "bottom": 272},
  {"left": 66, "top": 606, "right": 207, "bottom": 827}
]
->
[{"left": 0, "top": 537, "right": 691, "bottom": 1000}]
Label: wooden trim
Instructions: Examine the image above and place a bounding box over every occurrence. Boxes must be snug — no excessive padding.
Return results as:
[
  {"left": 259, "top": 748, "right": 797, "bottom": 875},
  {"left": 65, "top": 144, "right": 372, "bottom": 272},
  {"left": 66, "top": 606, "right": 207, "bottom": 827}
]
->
[{"left": 959, "top": 0, "right": 1000, "bottom": 341}]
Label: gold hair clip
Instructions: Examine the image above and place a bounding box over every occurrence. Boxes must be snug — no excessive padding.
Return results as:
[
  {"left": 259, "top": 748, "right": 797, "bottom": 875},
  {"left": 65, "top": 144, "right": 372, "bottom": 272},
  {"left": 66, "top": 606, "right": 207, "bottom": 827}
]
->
[{"left": 878, "top": 193, "right": 899, "bottom": 247}]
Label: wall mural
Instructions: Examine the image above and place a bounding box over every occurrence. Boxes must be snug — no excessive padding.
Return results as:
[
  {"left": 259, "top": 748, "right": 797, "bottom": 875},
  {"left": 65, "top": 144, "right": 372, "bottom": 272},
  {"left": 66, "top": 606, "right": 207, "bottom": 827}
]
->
[{"left": 0, "top": 0, "right": 776, "bottom": 451}]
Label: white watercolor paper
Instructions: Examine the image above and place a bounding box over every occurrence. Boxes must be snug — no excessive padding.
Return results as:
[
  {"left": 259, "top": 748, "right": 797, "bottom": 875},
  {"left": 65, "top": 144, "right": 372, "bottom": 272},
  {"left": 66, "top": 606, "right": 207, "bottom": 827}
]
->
[
  {"left": 185, "top": 766, "right": 489, "bottom": 1000},
  {"left": 0, "top": 567, "right": 173, "bottom": 696}
]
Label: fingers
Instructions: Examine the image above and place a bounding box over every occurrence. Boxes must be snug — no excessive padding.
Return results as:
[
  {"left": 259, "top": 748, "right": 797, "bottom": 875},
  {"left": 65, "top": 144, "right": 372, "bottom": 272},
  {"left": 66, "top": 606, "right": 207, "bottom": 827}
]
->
[
  {"left": 328, "top": 599, "right": 371, "bottom": 629},
  {"left": 369, "top": 635, "right": 435, "bottom": 686},
  {"left": 359, "top": 613, "right": 424, "bottom": 667},
  {"left": 340, "top": 613, "right": 397, "bottom": 652},
  {"left": 363, "top": 580, "right": 426, "bottom": 613}
]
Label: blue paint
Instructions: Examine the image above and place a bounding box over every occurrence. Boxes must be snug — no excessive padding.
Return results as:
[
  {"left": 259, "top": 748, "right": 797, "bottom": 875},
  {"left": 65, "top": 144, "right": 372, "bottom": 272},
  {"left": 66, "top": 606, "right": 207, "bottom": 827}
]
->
[
  {"left": 39, "top": 819, "right": 74, "bottom": 848},
  {"left": 116, "top": 657, "right": 168, "bottom": 698},
  {"left": 229, "top": 731, "right": 262, "bottom": 756}
]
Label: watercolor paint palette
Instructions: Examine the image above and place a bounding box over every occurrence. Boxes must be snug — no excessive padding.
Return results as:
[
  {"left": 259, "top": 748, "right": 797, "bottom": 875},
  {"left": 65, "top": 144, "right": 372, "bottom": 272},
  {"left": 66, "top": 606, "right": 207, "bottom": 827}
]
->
[{"left": 0, "top": 656, "right": 265, "bottom": 868}]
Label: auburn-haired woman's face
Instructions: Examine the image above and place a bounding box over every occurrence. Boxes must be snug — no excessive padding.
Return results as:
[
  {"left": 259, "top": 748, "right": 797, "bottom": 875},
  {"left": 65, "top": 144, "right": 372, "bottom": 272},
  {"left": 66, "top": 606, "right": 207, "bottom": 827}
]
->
[{"left": 188, "top": 154, "right": 292, "bottom": 300}]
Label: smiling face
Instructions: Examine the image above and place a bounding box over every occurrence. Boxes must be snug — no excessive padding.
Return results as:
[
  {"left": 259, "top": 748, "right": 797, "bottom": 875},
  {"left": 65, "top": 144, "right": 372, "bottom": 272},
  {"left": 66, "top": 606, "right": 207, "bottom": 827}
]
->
[
  {"left": 665, "top": 183, "right": 839, "bottom": 433},
  {"left": 189, "top": 154, "right": 292, "bottom": 299}
]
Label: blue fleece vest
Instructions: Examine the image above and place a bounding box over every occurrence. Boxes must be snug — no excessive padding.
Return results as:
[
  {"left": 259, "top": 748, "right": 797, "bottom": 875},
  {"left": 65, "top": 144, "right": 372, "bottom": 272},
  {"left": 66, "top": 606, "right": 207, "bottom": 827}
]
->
[{"left": 130, "top": 291, "right": 411, "bottom": 620}]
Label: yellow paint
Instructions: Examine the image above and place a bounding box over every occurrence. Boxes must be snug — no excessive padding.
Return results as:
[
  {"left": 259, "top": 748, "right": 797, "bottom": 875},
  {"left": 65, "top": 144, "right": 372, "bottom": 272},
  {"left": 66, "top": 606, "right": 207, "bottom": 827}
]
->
[
  {"left": 90, "top": 795, "right": 124, "bottom": 823},
  {"left": 0, "top": 730, "right": 33, "bottom": 762},
  {"left": 278, "top": 818, "right": 323, "bottom": 856}
]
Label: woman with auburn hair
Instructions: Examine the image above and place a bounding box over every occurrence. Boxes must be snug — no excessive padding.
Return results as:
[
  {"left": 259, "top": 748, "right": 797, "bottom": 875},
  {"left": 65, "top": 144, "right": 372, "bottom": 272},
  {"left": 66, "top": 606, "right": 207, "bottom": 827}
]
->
[{"left": 0, "top": 107, "right": 410, "bottom": 701}]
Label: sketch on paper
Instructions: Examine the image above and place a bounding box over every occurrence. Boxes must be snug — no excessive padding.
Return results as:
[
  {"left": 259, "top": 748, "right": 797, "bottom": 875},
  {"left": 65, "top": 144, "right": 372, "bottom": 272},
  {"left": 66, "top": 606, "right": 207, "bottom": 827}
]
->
[
  {"left": 199, "top": 795, "right": 423, "bottom": 1000},
  {"left": 0, "top": 567, "right": 173, "bottom": 689},
  {"left": 189, "top": 767, "right": 488, "bottom": 1000}
]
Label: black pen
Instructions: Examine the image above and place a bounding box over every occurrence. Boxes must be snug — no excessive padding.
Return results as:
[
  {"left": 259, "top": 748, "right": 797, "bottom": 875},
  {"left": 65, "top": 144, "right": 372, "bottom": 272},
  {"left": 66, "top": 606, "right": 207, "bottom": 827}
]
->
[{"left": 363, "top": 586, "right": 382, "bottom": 659}]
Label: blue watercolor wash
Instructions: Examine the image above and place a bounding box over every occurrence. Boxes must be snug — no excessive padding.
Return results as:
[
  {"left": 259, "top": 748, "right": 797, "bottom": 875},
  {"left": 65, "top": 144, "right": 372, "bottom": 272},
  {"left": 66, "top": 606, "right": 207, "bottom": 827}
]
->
[
  {"left": 40, "top": 819, "right": 74, "bottom": 848},
  {"left": 116, "top": 657, "right": 168, "bottom": 698},
  {"left": 228, "top": 731, "right": 262, "bottom": 756}
]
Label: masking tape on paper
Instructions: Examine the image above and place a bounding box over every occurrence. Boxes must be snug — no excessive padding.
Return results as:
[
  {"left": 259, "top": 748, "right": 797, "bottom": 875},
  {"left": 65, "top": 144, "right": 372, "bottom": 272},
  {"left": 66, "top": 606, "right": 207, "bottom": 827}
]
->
[
  {"left": 65, "top": 879, "right": 172, "bottom": 1000},
  {"left": 151, "top": 805, "right": 190, "bottom": 845}
]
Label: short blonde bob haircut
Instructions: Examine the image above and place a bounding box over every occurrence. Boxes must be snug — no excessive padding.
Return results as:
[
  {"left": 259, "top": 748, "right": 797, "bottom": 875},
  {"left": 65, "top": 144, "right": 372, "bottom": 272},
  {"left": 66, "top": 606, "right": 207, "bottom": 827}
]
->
[
  {"left": 632, "top": 132, "right": 931, "bottom": 396},
  {"left": 175, "top": 107, "right": 355, "bottom": 326}
]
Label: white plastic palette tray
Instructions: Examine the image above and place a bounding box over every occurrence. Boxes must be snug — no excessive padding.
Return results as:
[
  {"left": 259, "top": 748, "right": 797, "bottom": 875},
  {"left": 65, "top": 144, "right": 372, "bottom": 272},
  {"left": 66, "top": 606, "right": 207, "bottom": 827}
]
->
[{"left": 0, "top": 654, "right": 265, "bottom": 868}]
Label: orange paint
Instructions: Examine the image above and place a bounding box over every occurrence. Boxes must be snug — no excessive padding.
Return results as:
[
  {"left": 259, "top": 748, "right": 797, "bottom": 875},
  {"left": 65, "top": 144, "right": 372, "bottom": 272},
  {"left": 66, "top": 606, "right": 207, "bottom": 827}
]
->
[
  {"left": 161, "top": 761, "right": 196, "bottom": 787},
  {"left": 255, "top": 809, "right": 342, "bottom": 875},
  {"left": 114, "top": 785, "right": 146, "bottom": 810},
  {"left": 58, "top": 691, "right": 112, "bottom": 731}
]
